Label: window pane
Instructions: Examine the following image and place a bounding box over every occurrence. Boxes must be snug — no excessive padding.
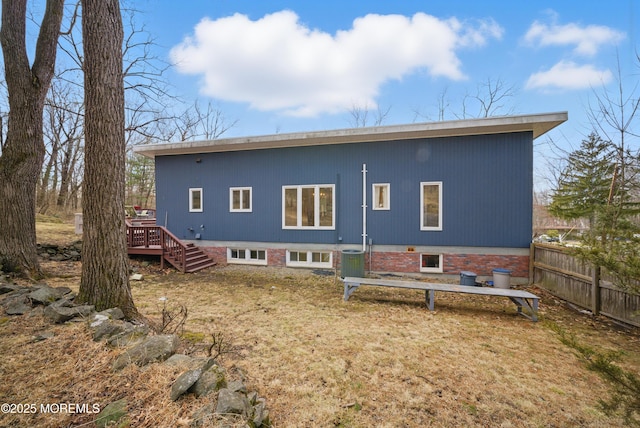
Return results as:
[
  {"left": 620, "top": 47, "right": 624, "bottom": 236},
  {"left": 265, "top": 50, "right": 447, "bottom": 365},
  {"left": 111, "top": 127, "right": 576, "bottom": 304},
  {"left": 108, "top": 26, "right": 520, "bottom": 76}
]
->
[
  {"left": 321, "top": 252, "right": 330, "bottom": 263},
  {"left": 231, "top": 249, "right": 238, "bottom": 259},
  {"left": 298, "top": 252, "right": 308, "bottom": 262},
  {"left": 290, "top": 251, "right": 298, "bottom": 262},
  {"left": 375, "top": 185, "right": 388, "bottom": 209},
  {"left": 312, "top": 252, "right": 320, "bottom": 263},
  {"left": 422, "top": 254, "right": 440, "bottom": 268},
  {"left": 302, "top": 187, "right": 315, "bottom": 227},
  {"left": 423, "top": 184, "right": 440, "bottom": 228},
  {"left": 238, "top": 249, "right": 246, "bottom": 259},
  {"left": 258, "top": 250, "right": 266, "bottom": 260},
  {"left": 242, "top": 189, "right": 250, "bottom": 210},
  {"left": 319, "top": 187, "right": 333, "bottom": 226},
  {"left": 191, "top": 189, "right": 201, "bottom": 210},
  {"left": 232, "top": 190, "right": 240, "bottom": 210},
  {"left": 250, "top": 250, "right": 258, "bottom": 259},
  {"left": 285, "top": 188, "right": 297, "bottom": 226}
]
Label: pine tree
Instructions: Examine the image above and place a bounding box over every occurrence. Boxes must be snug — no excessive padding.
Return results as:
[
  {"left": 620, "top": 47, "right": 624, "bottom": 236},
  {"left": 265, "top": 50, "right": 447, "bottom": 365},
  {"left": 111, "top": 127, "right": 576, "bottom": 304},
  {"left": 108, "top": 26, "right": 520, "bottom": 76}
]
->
[{"left": 548, "top": 132, "right": 615, "bottom": 228}]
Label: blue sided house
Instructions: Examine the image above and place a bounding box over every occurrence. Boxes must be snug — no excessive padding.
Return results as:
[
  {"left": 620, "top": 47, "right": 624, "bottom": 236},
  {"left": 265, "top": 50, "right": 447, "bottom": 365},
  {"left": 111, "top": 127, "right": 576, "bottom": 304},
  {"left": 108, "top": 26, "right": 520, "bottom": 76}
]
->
[{"left": 134, "top": 112, "right": 567, "bottom": 279}]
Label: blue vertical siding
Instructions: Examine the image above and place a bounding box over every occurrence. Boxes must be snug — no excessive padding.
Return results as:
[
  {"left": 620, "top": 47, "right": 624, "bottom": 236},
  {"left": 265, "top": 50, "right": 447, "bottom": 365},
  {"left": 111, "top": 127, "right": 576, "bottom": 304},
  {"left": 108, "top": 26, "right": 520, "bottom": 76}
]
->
[{"left": 155, "top": 131, "right": 533, "bottom": 248}]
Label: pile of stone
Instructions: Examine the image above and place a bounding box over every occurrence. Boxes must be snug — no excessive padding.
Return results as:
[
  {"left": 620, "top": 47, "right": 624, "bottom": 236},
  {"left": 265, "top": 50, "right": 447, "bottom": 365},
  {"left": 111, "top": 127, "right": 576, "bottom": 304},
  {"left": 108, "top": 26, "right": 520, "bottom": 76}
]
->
[
  {"left": 0, "top": 276, "right": 271, "bottom": 428},
  {"left": 37, "top": 241, "right": 82, "bottom": 261}
]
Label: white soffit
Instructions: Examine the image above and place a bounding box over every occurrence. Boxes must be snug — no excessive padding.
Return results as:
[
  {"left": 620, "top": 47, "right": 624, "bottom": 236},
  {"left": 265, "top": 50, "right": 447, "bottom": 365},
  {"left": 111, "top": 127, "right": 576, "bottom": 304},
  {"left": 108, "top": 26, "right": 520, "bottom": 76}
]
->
[{"left": 134, "top": 112, "right": 568, "bottom": 158}]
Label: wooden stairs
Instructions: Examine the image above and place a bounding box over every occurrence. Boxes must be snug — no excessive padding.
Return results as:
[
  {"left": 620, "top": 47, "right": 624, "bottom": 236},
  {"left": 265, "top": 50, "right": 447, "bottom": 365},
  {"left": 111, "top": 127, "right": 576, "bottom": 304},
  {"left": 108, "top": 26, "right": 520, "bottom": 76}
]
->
[{"left": 126, "top": 219, "right": 215, "bottom": 273}]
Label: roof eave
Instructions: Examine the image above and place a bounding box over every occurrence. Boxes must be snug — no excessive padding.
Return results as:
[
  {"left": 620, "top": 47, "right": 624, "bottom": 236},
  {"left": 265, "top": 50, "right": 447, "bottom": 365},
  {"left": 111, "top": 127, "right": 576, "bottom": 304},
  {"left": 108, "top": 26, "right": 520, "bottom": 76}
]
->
[{"left": 133, "top": 112, "right": 568, "bottom": 158}]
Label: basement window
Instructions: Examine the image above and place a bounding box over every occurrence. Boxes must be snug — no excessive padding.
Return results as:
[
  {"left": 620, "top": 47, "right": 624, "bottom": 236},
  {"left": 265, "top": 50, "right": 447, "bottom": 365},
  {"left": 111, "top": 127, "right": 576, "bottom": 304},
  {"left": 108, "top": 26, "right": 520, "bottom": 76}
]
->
[
  {"left": 227, "top": 248, "right": 267, "bottom": 265},
  {"left": 420, "top": 254, "right": 443, "bottom": 273},
  {"left": 286, "top": 250, "right": 332, "bottom": 268}
]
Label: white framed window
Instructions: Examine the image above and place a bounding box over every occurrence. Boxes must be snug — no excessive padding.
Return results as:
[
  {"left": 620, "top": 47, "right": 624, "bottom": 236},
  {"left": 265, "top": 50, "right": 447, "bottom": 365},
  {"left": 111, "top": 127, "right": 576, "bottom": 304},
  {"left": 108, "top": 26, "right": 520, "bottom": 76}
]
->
[
  {"left": 420, "top": 182, "right": 442, "bottom": 231},
  {"left": 189, "top": 188, "right": 203, "bottom": 212},
  {"left": 227, "top": 248, "right": 267, "bottom": 265},
  {"left": 372, "top": 183, "right": 390, "bottom": 210},
  {"left": 286, "top": 250, "right": 333, "bottom": 268},
  {"left": 230, "top": 187, "right": 252, "bottom": 212},
  {"left": 420, "top": 253, "right": 443, "bottom": 273},
  {"left": 282, "top": 184, "right": 335, "bottom": 229}
]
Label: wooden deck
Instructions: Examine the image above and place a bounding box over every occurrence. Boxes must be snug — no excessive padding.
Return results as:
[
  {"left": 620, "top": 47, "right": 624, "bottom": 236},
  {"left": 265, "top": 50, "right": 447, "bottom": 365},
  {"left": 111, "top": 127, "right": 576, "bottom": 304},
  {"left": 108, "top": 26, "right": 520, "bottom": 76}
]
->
[{"left": 126, "top": 219, "right": 215, "bottom": 273}]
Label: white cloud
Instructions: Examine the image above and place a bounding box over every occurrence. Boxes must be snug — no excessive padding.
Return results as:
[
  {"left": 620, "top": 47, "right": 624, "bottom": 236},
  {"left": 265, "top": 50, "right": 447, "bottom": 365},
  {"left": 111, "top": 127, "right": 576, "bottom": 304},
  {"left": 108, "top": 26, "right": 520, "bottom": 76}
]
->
[
  {"left": 525, "top": 60, "right": 612, "bottom": 91},
  {"left": 170, "top": 10, "right": 503, "bottom": 117},
  {"left": 524, "top": 19, "right": 624, "bottom": 57}
]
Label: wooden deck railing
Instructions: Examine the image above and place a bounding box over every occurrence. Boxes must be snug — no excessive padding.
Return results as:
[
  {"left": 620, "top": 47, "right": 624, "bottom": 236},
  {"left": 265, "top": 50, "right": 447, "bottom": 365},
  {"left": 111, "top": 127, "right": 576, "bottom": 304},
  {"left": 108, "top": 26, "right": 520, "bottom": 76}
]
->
[{"left": 126, "top": 219, "right": 188, "bottom": 273}]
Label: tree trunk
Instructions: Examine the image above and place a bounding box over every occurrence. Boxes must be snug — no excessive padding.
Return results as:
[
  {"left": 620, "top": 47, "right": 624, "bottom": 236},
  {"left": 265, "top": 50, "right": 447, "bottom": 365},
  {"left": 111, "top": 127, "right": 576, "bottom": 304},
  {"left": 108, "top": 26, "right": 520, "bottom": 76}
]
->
[
  {"left": 0, "top": 0, "right": 64, "bottom": 276},
  {"left": 77, "top": 0, "right": 140, "bottom": 320}
]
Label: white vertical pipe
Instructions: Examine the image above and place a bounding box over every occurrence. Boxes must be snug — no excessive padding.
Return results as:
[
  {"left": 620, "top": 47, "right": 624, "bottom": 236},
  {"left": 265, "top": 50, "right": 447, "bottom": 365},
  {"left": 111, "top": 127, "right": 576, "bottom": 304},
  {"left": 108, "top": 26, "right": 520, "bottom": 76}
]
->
[{"left": 362, "top": 163, "right": 367, "bottom": 252}]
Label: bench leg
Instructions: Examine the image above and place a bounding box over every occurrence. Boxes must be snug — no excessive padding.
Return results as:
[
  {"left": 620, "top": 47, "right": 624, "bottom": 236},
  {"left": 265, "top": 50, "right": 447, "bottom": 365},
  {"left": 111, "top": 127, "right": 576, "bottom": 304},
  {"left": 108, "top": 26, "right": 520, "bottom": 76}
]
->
[
  {"left": 426, "top": 290, "right": 435, "bottom": 311},
  {"left": 509, "top": 297, "right": 539, "bottom": 322},
  {"left": 343, "top": 282, "right": 359, "bottom": 301}
]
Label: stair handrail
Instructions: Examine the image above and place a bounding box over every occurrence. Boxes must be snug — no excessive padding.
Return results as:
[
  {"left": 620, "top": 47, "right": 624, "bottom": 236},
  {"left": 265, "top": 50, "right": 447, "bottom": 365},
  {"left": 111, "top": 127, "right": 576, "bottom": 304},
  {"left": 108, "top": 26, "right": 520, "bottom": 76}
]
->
[
  {"left": 126, "top": 219, "right": 188, "bottom": 273},
  {"left": 160, "top": 226, "right": 188, "bottom": 273}
]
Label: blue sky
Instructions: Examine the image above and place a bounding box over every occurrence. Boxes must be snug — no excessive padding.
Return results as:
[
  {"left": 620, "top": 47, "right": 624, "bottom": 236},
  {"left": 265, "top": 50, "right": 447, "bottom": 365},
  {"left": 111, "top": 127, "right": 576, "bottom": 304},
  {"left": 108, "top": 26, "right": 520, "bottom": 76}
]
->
[{"left": 137, "top": 0, "right": 638, "bottom": 188}]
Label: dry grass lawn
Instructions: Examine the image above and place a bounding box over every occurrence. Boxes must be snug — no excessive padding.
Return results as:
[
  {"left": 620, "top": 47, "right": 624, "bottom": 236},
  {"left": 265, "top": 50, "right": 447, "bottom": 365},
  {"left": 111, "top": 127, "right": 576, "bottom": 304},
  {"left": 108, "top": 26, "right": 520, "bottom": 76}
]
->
[{"left": 0, "top": 218, "right": 639, "bottom": 427}]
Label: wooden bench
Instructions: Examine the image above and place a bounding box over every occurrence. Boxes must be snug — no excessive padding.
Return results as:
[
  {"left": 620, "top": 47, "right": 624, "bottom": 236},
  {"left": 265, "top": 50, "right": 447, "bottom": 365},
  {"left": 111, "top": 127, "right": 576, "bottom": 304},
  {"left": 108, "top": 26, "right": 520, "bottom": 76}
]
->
[{"left": 342, "top": 276, "right": 540, "bottom": 322}]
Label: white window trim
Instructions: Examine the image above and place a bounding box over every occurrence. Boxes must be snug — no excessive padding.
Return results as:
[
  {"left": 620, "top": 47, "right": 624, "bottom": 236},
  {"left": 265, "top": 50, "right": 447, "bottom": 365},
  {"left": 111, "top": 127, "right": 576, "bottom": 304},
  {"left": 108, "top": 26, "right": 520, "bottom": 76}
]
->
[
  {"left": 189, "top": 188, "right": 203, "bottom": 213},
  {"left": 286, "top": 250, "right": 333, "bottom": 268},
  {"left": 282, "top": 184, "right": 335, "bottom": 230},
  {"left": 229, "top": 187, "right": 252, "bottom": 212},
  {"left": 420, "top": 181, "right": 442, "bottom": 231},
  {"left": 372, "top": 183, "right": 390, "bottom": 210},
  {"left": 420, "top": 253, "right": 443, "bottom": 273},
  {"left": 227, "top": 248, "right": 267, "bottom": 265}
]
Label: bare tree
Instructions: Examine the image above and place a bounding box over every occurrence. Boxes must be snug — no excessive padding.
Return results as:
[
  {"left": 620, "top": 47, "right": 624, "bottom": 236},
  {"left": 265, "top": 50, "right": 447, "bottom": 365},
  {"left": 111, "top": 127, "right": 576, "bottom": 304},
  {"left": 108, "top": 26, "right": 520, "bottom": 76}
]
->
[
  {"left": 38, "top": 80, "right": 84, "bottom": 214},
  {"left": 77, "top": 0, "right": 140, "bottom": 320},
  {"left": 0, "top": 0, "right": 64, "bottom": 276},
  {"left": 586, "top": 54, "right": 640, "bottom": 206},
  {"left": 414, "top": 77, "right": 517, "bottom": 123},
  {"left": 348, "top": 102, "right": 391, "bottom": 128},
  {"left": 460, "top": 77, "right": 517, "bottom": 119}
]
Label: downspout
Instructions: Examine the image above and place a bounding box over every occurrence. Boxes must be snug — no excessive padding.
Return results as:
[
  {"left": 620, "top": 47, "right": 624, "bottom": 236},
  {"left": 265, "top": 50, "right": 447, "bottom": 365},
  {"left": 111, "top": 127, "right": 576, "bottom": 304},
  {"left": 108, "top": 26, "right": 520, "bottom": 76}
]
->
[{"left": 362, "top": 163, "right": 367, "bottom": 252}]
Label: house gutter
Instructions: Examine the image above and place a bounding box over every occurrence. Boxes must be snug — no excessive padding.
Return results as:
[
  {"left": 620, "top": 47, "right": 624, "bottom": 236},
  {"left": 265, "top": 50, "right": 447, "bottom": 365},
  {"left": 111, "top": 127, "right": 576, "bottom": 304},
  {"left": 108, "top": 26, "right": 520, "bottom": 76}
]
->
[{"left": 362, "top": 163, "right": 367, "bottom": 252}]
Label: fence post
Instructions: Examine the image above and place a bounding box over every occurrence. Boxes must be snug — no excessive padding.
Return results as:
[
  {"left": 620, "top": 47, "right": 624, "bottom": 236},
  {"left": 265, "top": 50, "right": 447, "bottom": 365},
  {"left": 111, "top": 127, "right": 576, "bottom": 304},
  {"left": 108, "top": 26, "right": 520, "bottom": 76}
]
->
[
  {"left": 591, "top": 265, "right": 601, "bottom": 315},
  {"left": 529, "top": 243, "right": 535, "bottom": 286}
]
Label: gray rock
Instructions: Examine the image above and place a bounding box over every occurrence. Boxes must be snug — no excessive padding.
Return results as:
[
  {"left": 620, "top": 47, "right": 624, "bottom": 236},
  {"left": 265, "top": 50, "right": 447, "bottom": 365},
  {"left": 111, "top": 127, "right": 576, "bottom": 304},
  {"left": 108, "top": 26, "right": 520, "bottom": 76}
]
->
[
  {"left": 170, "top": 368, "right": 203, "bottom": 401},
  {"left": 112, "top": 334, "right": 179, "bottom": 371},
  {"left": 4, "top": 297, "right": 31, "bottom": 315},
  {"left": 164, "top": 354, "right": 213, "bottom": 369},
  {"left": 106, "top": 325, "right": 149, "bottom": 348},
  {"left": 92, "top": 320, "right": 132, "bottom": 341},
  {"left": 190, "top": 403, "right": 215, "bottom": 428},
  {"left": 28, "top": 285, "right": 69, "bottom": 305},
  {"left": 51, "top": 298, "right": 74, "bottom": 308},
  {"left": 44, "top": 304, "right": 94, "bottom": 324},
  {"left": 252, "top": 400, "right": 270, "bottom": 428},
  {"left": 227, "top": 380, "right": 247, "bottom": 394},
  {"left": 0, "top": 283, "right": 23, "bottom": 295},
  {"left": 98, "top": 307, "right": 125, "bottom": 320},
  {"left": 32, "top": 331, "right": 55, "bottom": 342},
  {"left": 170, "top": 358, "right": 217, "bottom": 401},
  {"left": 95, "top": 398, "right": 128, "bottom": 428},
  {"left": 215, "top": 388, "right": 250, "bottom": 417},
  {"left": 190, "top": 364, "right": 227, "bottom": 398}
]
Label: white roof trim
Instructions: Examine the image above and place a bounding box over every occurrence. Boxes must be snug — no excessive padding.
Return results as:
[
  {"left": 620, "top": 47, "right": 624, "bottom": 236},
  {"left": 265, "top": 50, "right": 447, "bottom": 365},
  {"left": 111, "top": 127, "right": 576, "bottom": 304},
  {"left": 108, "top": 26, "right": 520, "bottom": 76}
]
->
[{"left": 133, "top": 112, "right": 568, "bottom": 158}]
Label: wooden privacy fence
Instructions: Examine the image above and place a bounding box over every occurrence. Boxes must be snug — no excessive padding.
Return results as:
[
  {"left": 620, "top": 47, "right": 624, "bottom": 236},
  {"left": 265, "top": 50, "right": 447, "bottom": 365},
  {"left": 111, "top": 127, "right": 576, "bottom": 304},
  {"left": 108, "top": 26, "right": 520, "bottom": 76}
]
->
[{"left": 531, "top": 243, "right": 640, "bottom": 327}]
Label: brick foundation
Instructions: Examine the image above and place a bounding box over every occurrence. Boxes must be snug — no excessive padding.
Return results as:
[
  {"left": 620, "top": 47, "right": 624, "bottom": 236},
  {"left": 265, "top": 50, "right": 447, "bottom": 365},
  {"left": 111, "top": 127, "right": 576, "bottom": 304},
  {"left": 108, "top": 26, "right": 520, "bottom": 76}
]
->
[{"left": 198, "top": 245, "right": 529, "bottom": 278}]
